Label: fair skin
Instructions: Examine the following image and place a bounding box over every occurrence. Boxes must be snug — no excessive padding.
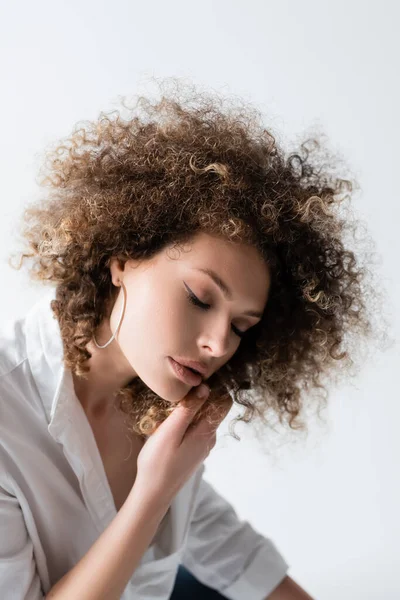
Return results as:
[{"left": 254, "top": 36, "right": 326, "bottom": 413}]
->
[
  {"left": 72, "top": 231, "right": 270, "bottom": 416},
  {"left": 71, "top": 231, "right": 314, "bottom": 599}
]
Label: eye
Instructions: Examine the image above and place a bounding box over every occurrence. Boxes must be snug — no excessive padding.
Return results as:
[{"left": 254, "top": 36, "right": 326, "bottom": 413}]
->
[{"left": 184, "top": 283, "right": 246, "bottom": 339}]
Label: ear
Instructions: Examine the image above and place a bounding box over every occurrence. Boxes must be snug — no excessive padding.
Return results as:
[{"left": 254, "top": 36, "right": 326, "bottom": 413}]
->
[{"left": 109, "top": 257, "right": 126, "bottom": 286}]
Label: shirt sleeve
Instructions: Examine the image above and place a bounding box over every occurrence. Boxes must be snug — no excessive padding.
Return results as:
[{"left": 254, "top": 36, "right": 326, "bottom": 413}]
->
[
  {"left": 0, "top": 480, "right": 45, "bottom": 600},
  {"left": 181, "top": 465, "right": 290, "bottom": 600}
]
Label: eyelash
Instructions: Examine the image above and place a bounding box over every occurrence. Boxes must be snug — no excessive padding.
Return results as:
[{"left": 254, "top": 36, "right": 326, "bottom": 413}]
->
[{"left": 185, "top": 288, "right": 246, "bottom": 339}]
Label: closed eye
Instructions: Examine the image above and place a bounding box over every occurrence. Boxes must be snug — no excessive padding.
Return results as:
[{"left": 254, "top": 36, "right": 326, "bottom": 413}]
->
[{"left": 184, "top": 283, "right": 247, "bottom": 339}]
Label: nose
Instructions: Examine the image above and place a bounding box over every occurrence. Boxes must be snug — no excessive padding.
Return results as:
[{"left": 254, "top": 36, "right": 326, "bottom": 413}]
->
[{"left": 201, "top": 319, "right": 234, "bottom": 358}]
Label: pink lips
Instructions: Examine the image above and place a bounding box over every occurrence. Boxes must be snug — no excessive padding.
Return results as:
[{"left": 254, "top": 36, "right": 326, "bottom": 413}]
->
[{"left": 168, "top": 357, "right": 202, "bottom": 386}]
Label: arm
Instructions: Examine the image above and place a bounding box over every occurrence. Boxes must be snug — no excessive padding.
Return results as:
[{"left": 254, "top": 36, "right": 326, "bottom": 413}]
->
[
  {"left": 267, "top": 575, "right": 315, "bottom": 600},
  {"left": 46, "top": 485, "right": 170, "bottom": 599},
  {"left": 0, "top": 475, "right": 170, "bottom": 600},
  {"left": 0, "top": 481, "right": 45, "bottom": 599},
  {"left": 181, "top": 465, "right": 290, "bottom": 599}
]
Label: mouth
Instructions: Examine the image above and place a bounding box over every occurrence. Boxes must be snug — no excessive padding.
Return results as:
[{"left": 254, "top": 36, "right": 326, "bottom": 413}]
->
[{"left": 168, "top": 357, "right": 203, "bottom": 386}]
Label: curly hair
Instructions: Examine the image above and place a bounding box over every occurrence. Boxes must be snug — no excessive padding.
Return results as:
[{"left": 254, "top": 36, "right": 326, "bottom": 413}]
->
[{"left": 11, "top": 79, "right": 390, "bottom": 445}]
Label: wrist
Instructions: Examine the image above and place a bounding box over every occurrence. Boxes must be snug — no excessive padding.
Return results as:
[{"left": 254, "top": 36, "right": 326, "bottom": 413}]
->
[{"left": 126, "top": 481, "right": 171, "bottom": 522}]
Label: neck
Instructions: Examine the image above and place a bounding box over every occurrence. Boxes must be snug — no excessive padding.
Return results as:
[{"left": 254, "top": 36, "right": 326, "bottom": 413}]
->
[{"left": 71, "top": 332, "right": 137, "bottom": 418}]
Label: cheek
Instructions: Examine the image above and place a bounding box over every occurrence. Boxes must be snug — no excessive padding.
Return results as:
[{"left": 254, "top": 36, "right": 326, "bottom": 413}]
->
[
  {"left": 118, "top": 281, "right": 195, "bottom": 350},
  {"left": 156, "top": 301, "right": 198, "bottom": 351},
  {"left": 123, "top": 297, "right": 184, "bottom": 344}
]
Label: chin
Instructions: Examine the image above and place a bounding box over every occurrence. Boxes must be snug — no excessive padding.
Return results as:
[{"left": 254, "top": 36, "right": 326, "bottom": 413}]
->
[{"left": 140, "top": 377, "right": 187, "bottom": 405}]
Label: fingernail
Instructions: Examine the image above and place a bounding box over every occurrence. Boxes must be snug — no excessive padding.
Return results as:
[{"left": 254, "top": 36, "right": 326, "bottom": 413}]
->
[{"left": 196, "top": 384, "right": 209, "bottom": 399}]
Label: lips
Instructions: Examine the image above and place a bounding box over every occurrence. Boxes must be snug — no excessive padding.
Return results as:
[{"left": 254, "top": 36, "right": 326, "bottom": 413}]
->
[
  {"left": 168, "top": 357, "right": 203, "bottom": 385},
  {"left": 171, "top": 357, "right": 208, "bottom": 377}
]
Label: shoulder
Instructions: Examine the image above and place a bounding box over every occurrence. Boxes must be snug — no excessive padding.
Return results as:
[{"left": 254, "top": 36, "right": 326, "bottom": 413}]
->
[
  {"left": 0, "top": 312, "right": 27, "bottom": 379},
  {"left": 0, "top": 310, "right": 36, "bottom": 432}
]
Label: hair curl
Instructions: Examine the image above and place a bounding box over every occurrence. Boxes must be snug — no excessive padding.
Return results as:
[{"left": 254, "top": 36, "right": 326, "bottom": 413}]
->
[{"left": 11, "top": 79, "right": 390, "bottom": 445}]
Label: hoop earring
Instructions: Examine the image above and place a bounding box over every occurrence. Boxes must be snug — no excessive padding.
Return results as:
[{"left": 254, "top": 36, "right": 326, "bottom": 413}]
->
[{"left": 93, "top": 280, "right": 126, "bottom": 349}]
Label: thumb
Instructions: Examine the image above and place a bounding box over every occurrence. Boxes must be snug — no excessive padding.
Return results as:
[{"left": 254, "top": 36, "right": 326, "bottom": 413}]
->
[
  {"left": 163, "top": 384, "right": 211, "bottom": 437},
  {"left": 176, "top": 383, "right": 210, "bottom": 415}
]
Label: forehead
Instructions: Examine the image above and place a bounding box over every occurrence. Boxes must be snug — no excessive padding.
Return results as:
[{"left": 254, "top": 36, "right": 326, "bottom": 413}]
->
[{"left": 174, "top": 231, "right": 265, "bottom": 267}]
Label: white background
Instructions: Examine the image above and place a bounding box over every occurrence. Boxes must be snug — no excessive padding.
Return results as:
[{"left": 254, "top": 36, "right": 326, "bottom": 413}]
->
[{"left": 1, "top": 2, "right": 399, "bottom": 598}]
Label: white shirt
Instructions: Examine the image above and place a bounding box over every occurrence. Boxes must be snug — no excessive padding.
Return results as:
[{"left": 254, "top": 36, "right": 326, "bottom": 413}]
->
[{"left": 0, "top": 289, "right": 289, "bottom": 600}]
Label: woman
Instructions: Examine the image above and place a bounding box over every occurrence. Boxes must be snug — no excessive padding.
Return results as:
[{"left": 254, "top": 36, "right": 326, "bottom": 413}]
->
[{"left": 1, "top": 81, "right": 385, "bottom": 599}]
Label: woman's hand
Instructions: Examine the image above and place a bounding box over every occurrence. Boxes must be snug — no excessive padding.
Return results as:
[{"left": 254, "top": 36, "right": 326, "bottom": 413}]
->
[{"left": 133, "top": 383, "right": 232, "bottom": 505}]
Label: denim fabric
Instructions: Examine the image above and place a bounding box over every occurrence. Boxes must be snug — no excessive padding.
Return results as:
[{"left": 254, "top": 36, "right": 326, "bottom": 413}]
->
[{"left": 169, "top": 564, "right": 229, "bottom": 599}]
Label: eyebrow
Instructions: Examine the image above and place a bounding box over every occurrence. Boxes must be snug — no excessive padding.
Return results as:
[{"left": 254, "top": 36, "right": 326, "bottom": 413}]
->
[{"left": 193, "top": 267, "right": 264, "bottom": 318}]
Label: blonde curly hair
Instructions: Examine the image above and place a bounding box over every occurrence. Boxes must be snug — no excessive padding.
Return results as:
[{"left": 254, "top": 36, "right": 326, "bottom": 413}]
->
[{"left": 11, "top": 79, "right": 390, "bottom": 443}]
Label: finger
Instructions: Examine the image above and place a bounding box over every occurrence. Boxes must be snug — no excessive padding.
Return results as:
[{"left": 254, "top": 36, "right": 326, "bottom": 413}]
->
[
  {"left": 160, "top": 384, "right": 211, "bottom": 439},
  {"left": 200, "top": 433, "right": 217, "bottom": 460},
  {"left": 201, "top": 395, "right": 233, "bottom": 427},
  {"left": 187, "top": 397, "right": 233, "bottom": 441},
  {"left": 177, "top": 384, "right": 211, "bottom": 411}
]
